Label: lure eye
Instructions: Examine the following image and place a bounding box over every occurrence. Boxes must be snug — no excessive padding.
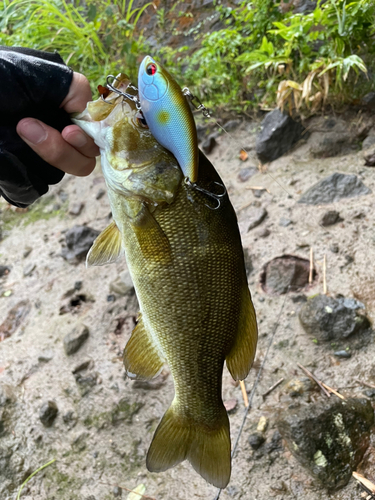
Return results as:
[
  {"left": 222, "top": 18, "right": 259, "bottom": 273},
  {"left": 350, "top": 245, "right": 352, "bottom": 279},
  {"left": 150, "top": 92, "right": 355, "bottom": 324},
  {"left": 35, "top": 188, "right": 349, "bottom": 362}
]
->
[
  {"left": 135, "top": 111, "right": 148, "bottom": 129},
  {"left": 146, "top": 63, "right": 157, "bottom": 76}
]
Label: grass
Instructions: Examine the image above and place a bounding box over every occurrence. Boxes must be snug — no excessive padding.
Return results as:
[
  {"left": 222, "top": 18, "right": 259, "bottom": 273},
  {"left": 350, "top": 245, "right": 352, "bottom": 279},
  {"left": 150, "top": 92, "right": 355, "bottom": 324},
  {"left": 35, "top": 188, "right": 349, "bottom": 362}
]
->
[{"left": 16, "top": 459, "right": 56, "bottom": 499}]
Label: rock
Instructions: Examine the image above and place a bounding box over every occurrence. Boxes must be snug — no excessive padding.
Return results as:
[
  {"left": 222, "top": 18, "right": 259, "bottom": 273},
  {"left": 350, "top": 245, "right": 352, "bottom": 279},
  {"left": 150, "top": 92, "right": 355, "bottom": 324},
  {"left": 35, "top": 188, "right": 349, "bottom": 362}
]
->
[
  {"left": 23, "top": 246, "right": 32, "bottom": 258},
  {"left": 0, "top": 265, "right": 10, "bottom": 277},
  {"left": 279, "top": 217, "right": 292, "bottom": 227},
  {"left": 330, "top": 244, "right": 339, "bottom": 253},
  {"left": 202, "top": 135, "right": 217, "bottom": 154},
  {"left": 63, "top": 325, "right": 89, "bottom": 355},
  {"left": 363, "top": 145, "right": 375, "bottom": 166},
  {"left": 308, "top": 131, "right": 354, "bottom": 158},
  {"left": 334, "top": 350, "right": 351, "bottom": 359},
  {"left": 257, "top": 227, "right": 271, "bottom": 238},
  {"left": 362, "top": 133, "right": 375, "bottom": 150},
  {"left": 256, "top": 109, "right": 304, "bottom": 163},
  {"left": 96, "top": 188, "right": 106, "bottom": 200},
  {"left": 23, "top": 262, "right": 36, "bottom": 277},
  {"left": 299, "top": 173, "right": 371, "bottom": 205},
  {"left": 109, "top": 270, "right": 135, "bottom": 296},
  {"left": 224, "top": 398, "right": 238, "bottom": 414},
  {"left": 113, "top": 486, "right": 122, "bottom": 497},
  {"left": 0, "top": 300, "right": 31, "bottom": 340},
  {"left": 361, "top": 92, "right": 375, "bottom": 108},
  {"left": 69, "top": 202, "right": 84, "bottom": 216},
  {"left": 237, "top": 167, "right": 257, "bottom": 182},
  {"left": 63, "top": 410, "right": 78, "bottom": 429},
  {"left": 299, "top": 295, "right": 371, "bottom": 342},
  {"left": 265, "top": 430, "right": 283, "bottom": 454},
  {"left": 223, "top": 119, "right": 241, "bottom": 131},
  {"left": 285, "top": 377, "right": 313, "bottom": 397},
  {"left": 257, "top": 416, "right": 268, "bottom": 432},
  {"left": 247, "top": 207, "right": 267, "bottom": 231},
  {"left": 61, "top": 225, "right": 100, "bottom": 264},
  {"left": 320, "top": 210, "right": 343, "bottom": 227},
  {"left": 39, "top": 401, "right": 58, "bottom": 427},
  {"left": 261, "top": 255, "right": 315, "bottom": 295},
  {"left": 277, "top": 398, "right": 374, "bottom": 490},
  {"left": 248, "top": 432, "right": 265, "bottom": 450}
]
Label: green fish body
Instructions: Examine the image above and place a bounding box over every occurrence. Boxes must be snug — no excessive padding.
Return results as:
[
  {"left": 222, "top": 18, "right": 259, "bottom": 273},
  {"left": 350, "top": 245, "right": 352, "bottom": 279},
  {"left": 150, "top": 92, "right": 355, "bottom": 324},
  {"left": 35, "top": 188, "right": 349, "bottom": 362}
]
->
[{"left": 72, "top": 75, "right": 258, "bottom": 489}]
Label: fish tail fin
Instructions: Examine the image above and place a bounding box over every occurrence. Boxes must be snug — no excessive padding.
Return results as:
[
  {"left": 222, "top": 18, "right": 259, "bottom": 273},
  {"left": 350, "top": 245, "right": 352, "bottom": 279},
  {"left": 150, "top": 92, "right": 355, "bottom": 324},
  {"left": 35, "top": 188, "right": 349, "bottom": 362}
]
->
[{"left": 146, "top": 401, "right": 231, "bottom": 489}]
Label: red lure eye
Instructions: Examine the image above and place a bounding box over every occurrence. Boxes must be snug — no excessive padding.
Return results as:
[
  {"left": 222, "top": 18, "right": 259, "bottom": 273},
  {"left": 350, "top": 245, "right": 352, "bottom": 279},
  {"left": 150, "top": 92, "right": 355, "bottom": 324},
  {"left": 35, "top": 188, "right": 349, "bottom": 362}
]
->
[{"left": 146, "top": 63, "right": 157, "bottom": 76}]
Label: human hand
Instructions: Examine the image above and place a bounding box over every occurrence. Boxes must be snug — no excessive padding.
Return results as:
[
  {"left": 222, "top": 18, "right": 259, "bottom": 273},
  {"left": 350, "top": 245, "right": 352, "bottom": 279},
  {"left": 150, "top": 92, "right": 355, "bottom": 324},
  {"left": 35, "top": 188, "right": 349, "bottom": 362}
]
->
[{"left": 16, "top": 72, "right": 99, "bottom": 177}]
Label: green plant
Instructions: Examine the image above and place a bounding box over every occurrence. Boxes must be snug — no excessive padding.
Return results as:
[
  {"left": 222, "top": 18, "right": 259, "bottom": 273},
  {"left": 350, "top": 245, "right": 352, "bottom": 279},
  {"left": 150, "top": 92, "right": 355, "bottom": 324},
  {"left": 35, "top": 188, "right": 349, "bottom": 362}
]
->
[{"left": 17, "top": 459, "right": 56, "bottom": 499}]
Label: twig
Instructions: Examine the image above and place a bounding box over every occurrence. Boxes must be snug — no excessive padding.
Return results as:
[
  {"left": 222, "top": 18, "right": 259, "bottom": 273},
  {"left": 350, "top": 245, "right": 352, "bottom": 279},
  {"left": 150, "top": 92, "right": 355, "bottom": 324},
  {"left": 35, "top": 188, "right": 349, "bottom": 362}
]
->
[
  {"left": 297, "top": 363, "right": 331, "bottom": 398},
  {"left": 262, "top": 377, "right": 284, "bottom": 399},
  {"left": 359, "top": 381, "right": 375, "bottom": 389},
  {"left": 321, "top": 382, "right": 345, "bottom": 400},
  {"left": 239, "top": 380, "right": 249, "bottom": 407},
  {"left": 353, "top": 472, "right": 375, "bottom": 497},
  {"left": 245, "top": 186, "right": 271, "bottom": 194},
  {"left": 323, "top": 254, "right": 327, "bottom": 294},
  {"left": 309, "top": 247, "right": 313, "bottom": 284}
]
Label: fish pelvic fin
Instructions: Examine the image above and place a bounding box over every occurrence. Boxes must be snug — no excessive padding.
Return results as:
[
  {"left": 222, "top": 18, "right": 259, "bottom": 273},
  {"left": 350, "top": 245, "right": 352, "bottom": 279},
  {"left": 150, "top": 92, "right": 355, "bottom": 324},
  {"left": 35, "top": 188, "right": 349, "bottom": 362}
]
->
[
  {"left": 146, "top": 402, "right": 231, "bottom": 489},
  {"left": 86, "top": 220, "right": 123, "bottom": 267},
  {"left": 123, "top": 314, "right": 165, "bottom": 380},
  {"left": 226, "top": 286, "right": 258, "bottom": 381}
]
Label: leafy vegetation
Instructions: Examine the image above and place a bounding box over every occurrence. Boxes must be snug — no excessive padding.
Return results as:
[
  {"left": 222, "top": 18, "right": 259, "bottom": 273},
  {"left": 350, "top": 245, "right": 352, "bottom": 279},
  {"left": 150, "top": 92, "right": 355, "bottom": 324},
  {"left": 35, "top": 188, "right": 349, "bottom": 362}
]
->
[
  {"left": 1, "top": 0, "right": 374, "bottom": 113},
  {"left": 0, "top": 0, "right": 153, "bottom": 92}
]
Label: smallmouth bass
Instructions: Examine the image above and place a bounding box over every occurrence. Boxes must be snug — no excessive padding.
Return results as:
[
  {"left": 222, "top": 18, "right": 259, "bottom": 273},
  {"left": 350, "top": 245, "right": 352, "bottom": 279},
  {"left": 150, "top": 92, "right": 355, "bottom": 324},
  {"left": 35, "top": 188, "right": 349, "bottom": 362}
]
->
[{"left": 72, "top": 74, "right": 258, "bottom": 489}]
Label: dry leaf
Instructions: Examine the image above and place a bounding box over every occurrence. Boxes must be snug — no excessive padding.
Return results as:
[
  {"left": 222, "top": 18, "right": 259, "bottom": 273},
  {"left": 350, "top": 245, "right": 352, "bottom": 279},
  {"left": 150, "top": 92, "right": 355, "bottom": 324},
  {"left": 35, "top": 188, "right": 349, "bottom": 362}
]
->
[{"left": 239, "top": 149, "right": 248, "bottom": 161}]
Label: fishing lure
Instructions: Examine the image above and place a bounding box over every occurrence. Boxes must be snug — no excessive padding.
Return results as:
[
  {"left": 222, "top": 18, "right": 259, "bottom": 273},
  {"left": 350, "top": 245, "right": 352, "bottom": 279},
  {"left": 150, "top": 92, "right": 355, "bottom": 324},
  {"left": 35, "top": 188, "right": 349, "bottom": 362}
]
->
[{"left": 138, "top": 55, "right": 199, "bottom": 183}]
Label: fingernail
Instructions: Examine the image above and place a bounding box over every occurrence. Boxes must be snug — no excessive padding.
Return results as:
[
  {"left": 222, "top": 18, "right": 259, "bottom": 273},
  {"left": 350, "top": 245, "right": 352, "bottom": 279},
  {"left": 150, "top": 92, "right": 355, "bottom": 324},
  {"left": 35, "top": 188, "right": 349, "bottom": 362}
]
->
[
  {"left": 67, "top": 131, "right": 88, "bottom": 148},
  {"left": 18, "top": 119, "right": 48, "bottom": 145}
]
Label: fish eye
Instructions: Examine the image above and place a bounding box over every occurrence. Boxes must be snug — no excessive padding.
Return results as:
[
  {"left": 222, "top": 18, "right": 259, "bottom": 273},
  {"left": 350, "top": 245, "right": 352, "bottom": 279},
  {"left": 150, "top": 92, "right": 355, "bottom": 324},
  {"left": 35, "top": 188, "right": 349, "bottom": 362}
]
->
[
  {"left": 135, "top": 111, "right": 148, "bottom": 129},
  {"left": 146, "top": 63, "right": 157, "bottom": 76}
]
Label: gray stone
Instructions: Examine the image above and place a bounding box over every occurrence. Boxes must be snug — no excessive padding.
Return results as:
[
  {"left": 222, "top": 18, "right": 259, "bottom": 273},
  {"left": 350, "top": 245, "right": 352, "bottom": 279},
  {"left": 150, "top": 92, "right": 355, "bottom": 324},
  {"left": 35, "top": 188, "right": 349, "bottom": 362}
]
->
[
  {"left": 277, "top": 398, "right": 374, "bottom": 490},
  {"left": 61, "top": 225, "right": 100, "bottom": 264},
  {"left": 299, "top": 295, "right": 371, "bottom": 342},
  {"left": 23, "top": 246, "right": 32, "bottom": 258},
  {"left": 23, "top": 262, "right": 36, "bottom": 277},
  {"left": 265, "top": 430, "right": 283, "bottom": 454},
  {"left": 248, "top": 432, "right": 265, "bottom": 450},
  {"left": 237, "top": 167, "right": 257, "bottom": 182},
  {"left": 279, "top": 217, "right": 292, "bottom": 227},
  {"left": 69, "top": 202, "right": 84, "bottom": 216},
  {"left": 96, "top": 188, "right": 106, "bottom": 200},
  {"left": 363, "top": 145, "right": 375, "bottom": 166},
  {"left": 309, "top": 131, "right": 354, "bottom": 158},
  {"left": 0, "top": 265, "right": 10, "bottom": 277},
  {"left": 110, "top": 270, "right": 135, "bottom": 296},
  {"left": 334, "top": 350, "right": 351, "bottom": 359},
  {"left": 256, "top": 109, "right": 304, "bottom": 163},
  {"left": 223, "top": 119, "right": 241, "bottom": 131},
  {"left": 113, "top": 486, "right": 122, "bottom": 497},
  {"left": 361, "top": 92, "right": 375, "bottom": 107},
  {"left": 320, "top": 210, "right": 343, "bottom": 227},
  {"left": 39, "top": 401, "right": 58, "bottom": 427},
  {"left": 299, "top": 173, "right": 371, "bottom": 205},
  {"left": 362, "top": 133, "right": 375, "bottom": 150},
  {"left": 247, "top": 207, "right": 267, "bottom": 231},
  {"left": 202, "top": 135, "right": 217, "bottom": 154},
  {"left": 63, "top": 325, "right": 89, "bottom": 355},
  {"left": 261, "top": 255, "right": 314, "bottom": 295}
]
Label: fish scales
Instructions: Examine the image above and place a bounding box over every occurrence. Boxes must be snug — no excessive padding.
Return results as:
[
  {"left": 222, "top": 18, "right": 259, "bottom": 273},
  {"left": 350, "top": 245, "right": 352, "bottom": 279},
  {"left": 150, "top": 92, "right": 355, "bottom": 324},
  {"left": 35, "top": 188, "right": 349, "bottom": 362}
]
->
[{"left": 72, "top": 74, "right": 258, "bottom": 489}]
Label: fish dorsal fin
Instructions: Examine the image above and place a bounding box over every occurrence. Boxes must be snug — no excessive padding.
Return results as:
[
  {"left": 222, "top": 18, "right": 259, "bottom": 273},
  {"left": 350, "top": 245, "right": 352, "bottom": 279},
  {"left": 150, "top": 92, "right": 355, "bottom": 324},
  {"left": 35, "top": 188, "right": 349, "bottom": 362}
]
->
[
  {"left": 86, "top": 220, "right": 123, "bottom": 267},
  {"left": 123, "top": 314, "right": 165, "bottom": 380},
  {"left": 226, "top": 286, "right": 258, "bottom": 381}
]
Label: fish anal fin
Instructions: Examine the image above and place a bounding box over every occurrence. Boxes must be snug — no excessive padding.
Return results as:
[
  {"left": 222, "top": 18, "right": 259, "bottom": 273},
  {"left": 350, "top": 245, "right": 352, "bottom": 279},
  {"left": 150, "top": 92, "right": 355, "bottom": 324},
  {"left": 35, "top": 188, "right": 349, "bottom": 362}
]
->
[
  {"left": 123, "top": 314, "right": 164, "bottom": 380},
  {"left": 147, "top": 402, "right": 231, "bottom": 489},
  {"left": 226, "top": 287, "right": 258, "bottom": 381},
  {"left": 86, "top": 220, "right": 123, "bottom": 267}
]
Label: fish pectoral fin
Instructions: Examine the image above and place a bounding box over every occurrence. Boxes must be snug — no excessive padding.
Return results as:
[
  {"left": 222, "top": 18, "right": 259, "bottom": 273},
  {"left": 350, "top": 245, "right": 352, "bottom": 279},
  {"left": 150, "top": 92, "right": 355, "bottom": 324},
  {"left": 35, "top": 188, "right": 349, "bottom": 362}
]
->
[
  {"left": 226, "top": 286, "right": 258, "bottom": 381},
  {"left": 123, "top": 314, "right": 165, "bottom": 380},
  {"left": 130, "top": 204, "right": 172, "bottom": 263},
  {"left": 86, "top": 220, "right": 123, "bottom": 267},
  {"left": 147, "top": 402, "right": 231, "bottom": 489}
]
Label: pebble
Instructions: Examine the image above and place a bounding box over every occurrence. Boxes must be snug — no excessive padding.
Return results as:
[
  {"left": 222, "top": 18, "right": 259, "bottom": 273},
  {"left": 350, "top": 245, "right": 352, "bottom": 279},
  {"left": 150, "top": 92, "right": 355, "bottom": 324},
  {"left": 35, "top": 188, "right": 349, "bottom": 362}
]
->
[
  {"left": 330, "top": 244, "right": 339, "bottom": 253},
  {"left": 69, "top": 202, "right": 85, "bottom": 216},
  {"left": 334, "top": 350, "right": 351, "bottom": 359},
  {"left": 279, "top": 217, "right": 292, "bottom": 227},
  {"left": 63, "top": 410, "right": 78, "bottom": 429},
  {"left": 248, "top": 207, "right": 268, "bottom": 231},
  {"left": 96, "top": 188, "right": 106, "bottom": 200},
  {"left": 320, "top": 210, "right": 343, "bottom": 227},
  {"left": 63, "top": 325, "right": 90, "bottom": 356},
  {"left": 39, "top": 401, "right": 58, "bottom": 427},
  {"left": 248, "top": 432, "right": 265, "bottom": 450},
  {"left": 237, "top": 167, "right": 257, "bottom": 182},
  {"left": 0, "top": 265, "right": 10, "bottom": 277},
  {"left": 23, "top": 263, "right": 36, "bottom": 277},
  {"left": 113, "top": 486, "right": 122, "bottom": 497},
  {"left": 224, "top": 398, "right": 238, "bottom": 414},
  {"left": 257, "top": 228, "right": 271, "bottom": 238},
  {"left": 257, "top": 416, "right": 268, "bottom": 432},
  {"left": 363, "top": 389, "right": 375, "bottom": 398},
  {"left": 23, "top": 247, "right": 32, "bottom": 258},
  {"left": 202, "top": 135, "right": 217, "bottom": 154}
]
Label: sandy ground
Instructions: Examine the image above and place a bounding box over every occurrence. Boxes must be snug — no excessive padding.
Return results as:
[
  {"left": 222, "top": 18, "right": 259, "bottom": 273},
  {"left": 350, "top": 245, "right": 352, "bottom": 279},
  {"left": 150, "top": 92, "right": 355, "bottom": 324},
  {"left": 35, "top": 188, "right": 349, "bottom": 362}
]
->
[{"left": 0, "top": 114, "right": 374, "bottom": 500}]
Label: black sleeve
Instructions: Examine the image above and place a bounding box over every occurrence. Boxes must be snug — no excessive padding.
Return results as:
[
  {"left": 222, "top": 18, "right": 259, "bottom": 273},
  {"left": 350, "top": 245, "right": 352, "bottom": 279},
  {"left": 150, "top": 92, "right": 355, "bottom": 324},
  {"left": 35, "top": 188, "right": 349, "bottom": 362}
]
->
[{"left": 0, "top": 46, "right": 74, "bottom": 208}]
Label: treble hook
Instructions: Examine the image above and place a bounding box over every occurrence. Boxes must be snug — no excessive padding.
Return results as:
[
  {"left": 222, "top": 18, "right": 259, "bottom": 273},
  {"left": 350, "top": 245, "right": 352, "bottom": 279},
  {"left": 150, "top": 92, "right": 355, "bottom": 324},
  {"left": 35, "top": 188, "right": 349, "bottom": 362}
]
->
[
  {"left": 184, "top": 178, "right": 226, "bottom": 210},
  {"left": 101, "top": 75, "right": 141, "bottom": 109}
]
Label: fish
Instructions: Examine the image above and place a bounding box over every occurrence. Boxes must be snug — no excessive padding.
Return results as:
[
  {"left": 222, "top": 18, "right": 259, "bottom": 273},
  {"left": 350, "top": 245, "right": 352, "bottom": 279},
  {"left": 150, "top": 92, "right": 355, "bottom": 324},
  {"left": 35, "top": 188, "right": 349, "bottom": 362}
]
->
[
  {"left": 72, "top": 74, "right": 258, "bottom": 489},
  {"left": 138, "top": 55, "right": 199, "bottom": 183}
]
